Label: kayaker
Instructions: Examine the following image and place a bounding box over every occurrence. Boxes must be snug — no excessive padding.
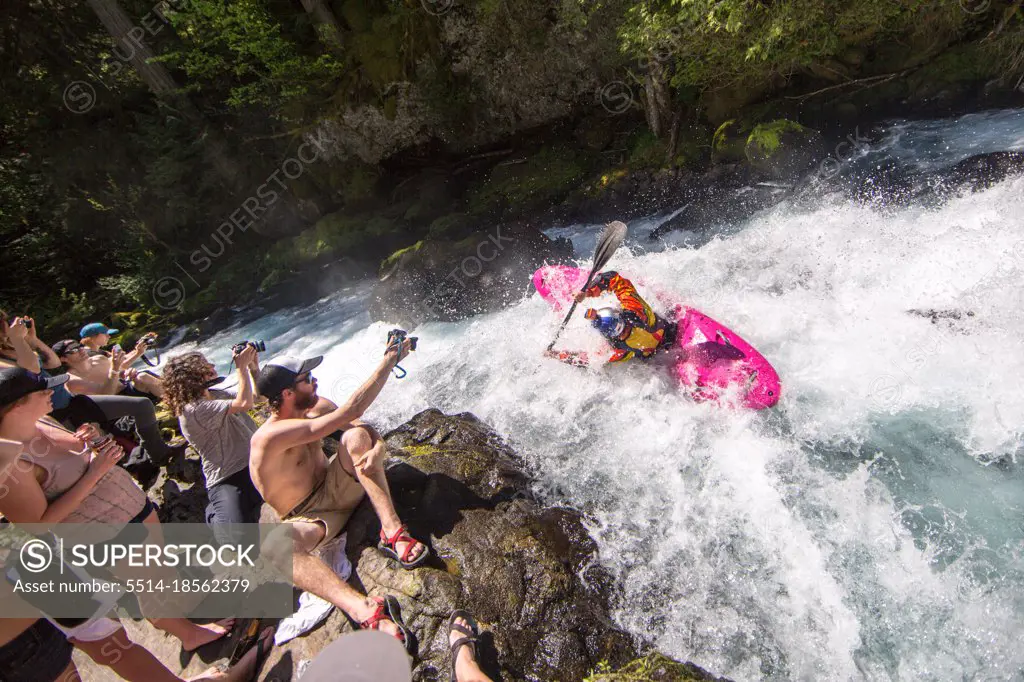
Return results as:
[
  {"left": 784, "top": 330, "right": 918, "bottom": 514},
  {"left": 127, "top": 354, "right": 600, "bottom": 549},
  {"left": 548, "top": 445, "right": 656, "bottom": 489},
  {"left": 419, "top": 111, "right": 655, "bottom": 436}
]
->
[{"left": 544, "top": 271, "right": 678, "bottom": 366}]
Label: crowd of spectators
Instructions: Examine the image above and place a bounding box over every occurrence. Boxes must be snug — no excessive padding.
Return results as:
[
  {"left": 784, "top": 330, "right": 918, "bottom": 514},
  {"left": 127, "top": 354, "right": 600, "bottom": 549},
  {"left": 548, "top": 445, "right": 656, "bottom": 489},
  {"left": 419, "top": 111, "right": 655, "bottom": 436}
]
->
[{"left": 0, "top": 310, "right": 495, "bottom": 682}]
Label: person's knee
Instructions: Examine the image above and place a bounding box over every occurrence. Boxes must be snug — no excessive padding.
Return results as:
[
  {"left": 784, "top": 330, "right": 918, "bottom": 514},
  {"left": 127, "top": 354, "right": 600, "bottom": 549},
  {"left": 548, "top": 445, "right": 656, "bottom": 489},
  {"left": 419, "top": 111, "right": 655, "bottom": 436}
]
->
[
  {"left": 342, "top": 424, "right": 380, "bottom": 455},
  {"left": 262, "top": 522, "right": 322, "bottom": 568}
]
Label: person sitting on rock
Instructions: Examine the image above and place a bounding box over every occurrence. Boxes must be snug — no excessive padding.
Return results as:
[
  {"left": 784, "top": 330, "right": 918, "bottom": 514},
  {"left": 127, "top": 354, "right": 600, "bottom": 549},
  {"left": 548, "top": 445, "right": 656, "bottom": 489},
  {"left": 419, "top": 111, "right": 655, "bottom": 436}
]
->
[
  {"left": 162, "top": 345, "right": 264, "bottom": 540},
  {"left": 50, "top": 339, "right": 183, "bottom": 467},
  {"left": 54, "top": 336, "right": 164, "bottom": 400},
  {"left": 250, "top": 344, "right": 427, "bottom": 653},
  {"left": 80, "top": 322, "right": 157, "bottom": 370}
]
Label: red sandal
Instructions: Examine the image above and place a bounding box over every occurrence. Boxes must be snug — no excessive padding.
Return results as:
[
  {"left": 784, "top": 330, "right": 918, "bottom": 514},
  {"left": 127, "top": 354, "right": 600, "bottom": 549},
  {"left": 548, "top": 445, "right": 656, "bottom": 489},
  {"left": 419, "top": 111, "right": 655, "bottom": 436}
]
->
[
  {"left": 379, "top": 525, "right": 430, "bottom": 569},
  {"left": 360, "top": 595, "right": 414, "bottom": 654}
]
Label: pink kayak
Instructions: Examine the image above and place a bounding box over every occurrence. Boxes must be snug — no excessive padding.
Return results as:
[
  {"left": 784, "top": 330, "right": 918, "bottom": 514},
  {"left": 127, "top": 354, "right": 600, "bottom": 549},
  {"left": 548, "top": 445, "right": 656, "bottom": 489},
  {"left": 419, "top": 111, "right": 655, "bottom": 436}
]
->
[{"left": 533, "top": 265, "right": 781, "bottom": 409}]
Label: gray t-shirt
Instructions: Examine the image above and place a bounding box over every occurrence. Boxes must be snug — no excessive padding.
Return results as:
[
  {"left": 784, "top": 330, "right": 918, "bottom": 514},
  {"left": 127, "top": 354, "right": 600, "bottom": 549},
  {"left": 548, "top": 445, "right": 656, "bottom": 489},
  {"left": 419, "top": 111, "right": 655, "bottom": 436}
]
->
[{"left": 179, "top": 399, "right": 257, "bottom": 487}]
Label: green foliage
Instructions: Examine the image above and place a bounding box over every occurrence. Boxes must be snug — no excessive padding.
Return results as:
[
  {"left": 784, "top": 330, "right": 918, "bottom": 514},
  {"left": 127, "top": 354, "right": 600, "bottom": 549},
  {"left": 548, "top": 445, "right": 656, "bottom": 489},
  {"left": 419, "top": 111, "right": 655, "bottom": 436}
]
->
[
  {"left": 745, "top": 120, "right": 809, "bottom": 156},
  {"left": 616, "top": 0, "right": 968, "bottom": 95},
  {"left": 160, "top": 0, "right": 343, "bottom": 113}
]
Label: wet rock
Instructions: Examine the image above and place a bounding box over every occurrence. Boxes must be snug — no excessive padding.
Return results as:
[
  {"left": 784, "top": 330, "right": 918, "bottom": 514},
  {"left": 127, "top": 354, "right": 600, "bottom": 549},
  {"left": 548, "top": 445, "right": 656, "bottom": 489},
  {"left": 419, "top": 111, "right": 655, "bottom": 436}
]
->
[
  {"left": 923, "top": 151, "right": 1024, "bottom": 196},
  {"left": 744, "top": 120, "right": 827, "bottom": 181},
  {"left": 369, "top": 225, "right": 572, "bottom": 327},
  {"left": 586, "top": 652, "right": 730, "bottom": 681},
  {"left": 711, "top": 120, "right": 750, "bottom": 165},
  {"left": 77, "top": 409, "right": 728, "bottom": 682}
]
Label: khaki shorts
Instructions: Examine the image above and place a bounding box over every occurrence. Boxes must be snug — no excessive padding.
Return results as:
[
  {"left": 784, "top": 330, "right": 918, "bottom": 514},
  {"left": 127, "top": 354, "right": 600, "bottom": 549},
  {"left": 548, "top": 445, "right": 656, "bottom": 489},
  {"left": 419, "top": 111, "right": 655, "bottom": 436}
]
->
[{"left": 282, "top": 455, "right": 365, "bottom": 550}]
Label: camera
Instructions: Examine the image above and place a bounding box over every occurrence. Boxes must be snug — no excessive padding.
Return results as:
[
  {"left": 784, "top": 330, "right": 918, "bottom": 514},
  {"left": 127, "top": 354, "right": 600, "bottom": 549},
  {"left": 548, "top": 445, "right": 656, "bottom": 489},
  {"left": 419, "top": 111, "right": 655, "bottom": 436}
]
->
[
  {"left": 140, "top": 332, "right": 158, "bottom": 346},
  {"left": 231, "top": 340, "right": 266, "bottom": 354},
  {"left": 88, "top": 433, "right": 113, "bottom": 450},
  {"left": 386, "top": 329, "right": 417, "bottom": 353}
]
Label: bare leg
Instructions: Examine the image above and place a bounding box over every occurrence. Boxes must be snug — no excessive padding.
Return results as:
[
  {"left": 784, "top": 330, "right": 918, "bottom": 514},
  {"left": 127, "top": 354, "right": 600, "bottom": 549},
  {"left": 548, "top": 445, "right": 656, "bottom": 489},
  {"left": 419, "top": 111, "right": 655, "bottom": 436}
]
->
[
  {"left": 341, "top": 425, "right": 425, "bottom": 563},
  {"left": 131, "top": 512, "right": 235, "bottom": 651},
  {"left": 263, "top": 520, "right": 404, "bottom": 641},
  {"left": 188, "top": 627, "right": 274, "bottom": 682},
  {"left": 72, "top": 628, "right": 180, "bottom": 682},
  {"left": 450, "top": 616, "right": 493, "bottom": 682}
]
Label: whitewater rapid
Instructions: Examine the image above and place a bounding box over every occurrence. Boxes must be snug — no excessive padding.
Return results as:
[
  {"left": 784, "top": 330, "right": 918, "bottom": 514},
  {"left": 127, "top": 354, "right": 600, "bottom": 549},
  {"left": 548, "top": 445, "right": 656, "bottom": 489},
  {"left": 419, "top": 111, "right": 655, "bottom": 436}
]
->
[{"left": 168, "top": 108, "right": 1024, "bottom": 681}]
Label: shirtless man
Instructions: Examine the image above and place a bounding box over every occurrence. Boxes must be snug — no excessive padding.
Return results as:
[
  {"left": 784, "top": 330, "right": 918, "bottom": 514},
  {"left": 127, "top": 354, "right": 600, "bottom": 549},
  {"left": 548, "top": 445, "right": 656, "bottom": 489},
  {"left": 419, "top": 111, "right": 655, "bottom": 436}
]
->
[
  {"left": 53, "top": 339, "right": 163, "bottom": 399},
  {"left": 250, "top": 342, "right": 428, "bottom": 652}
]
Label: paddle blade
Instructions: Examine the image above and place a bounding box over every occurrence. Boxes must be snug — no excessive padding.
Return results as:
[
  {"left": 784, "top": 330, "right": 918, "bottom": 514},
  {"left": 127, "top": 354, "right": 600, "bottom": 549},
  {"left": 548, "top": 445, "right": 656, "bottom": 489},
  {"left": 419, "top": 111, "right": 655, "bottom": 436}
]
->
[{"left": 589, "top": 220, "right": 628, "bottom": 282}]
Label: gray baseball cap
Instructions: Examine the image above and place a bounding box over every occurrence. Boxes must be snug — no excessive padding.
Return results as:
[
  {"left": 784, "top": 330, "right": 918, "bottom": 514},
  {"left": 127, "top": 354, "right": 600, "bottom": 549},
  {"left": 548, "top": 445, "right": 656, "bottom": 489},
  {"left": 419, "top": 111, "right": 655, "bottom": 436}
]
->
[{"left": 299, "top": 630, "right": 411, "bottom": 682}]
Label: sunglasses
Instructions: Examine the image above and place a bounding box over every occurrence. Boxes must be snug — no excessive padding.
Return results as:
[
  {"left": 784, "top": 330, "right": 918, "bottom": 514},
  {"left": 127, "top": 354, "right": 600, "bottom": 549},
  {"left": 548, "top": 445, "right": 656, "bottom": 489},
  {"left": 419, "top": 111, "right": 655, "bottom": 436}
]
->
[{"left": 293, "top": 372, "right": 313, "bottom": 386}]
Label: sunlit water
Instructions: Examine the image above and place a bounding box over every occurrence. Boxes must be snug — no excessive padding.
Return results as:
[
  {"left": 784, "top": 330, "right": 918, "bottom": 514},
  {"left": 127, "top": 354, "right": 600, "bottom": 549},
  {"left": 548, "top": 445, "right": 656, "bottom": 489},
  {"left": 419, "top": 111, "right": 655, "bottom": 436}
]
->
[{"left": 163, "top": 109, "right": 1024, "bottom": 681}]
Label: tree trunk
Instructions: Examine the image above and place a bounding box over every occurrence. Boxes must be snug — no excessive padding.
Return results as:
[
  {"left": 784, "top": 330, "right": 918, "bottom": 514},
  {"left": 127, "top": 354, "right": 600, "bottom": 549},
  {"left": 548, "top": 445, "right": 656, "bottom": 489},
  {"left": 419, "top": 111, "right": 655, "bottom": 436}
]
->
[
  {"left": 85, "top": 0, "right": 177, "bottom": 95},
  {"left": 85, "top": 0, "right": 248, "bottom": 194},
  {"left": 300, "top": 0, "right": 344, "bottom": 51},
  {"left": 643, "top": 57, "right": 672, "bottom": 139}
]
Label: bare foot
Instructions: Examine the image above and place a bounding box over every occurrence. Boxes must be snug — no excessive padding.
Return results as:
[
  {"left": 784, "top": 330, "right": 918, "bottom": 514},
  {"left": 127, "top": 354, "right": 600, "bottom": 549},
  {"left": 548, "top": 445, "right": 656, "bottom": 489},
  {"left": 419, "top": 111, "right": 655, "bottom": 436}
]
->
[
  {"left": 188, "top": 627, "right": 273, "bottom": 682},
  {"left": 449, "top": 616, "right": 489, "bottom": 682},
  {"left": 180, "top": 618, "right": 236, "bottom": 652},
  {"left": 382, "top": 525, "right": 427, "bottom": 564},
  {"left": 356, "top": 597, "right": 404, "bottom": 643}
]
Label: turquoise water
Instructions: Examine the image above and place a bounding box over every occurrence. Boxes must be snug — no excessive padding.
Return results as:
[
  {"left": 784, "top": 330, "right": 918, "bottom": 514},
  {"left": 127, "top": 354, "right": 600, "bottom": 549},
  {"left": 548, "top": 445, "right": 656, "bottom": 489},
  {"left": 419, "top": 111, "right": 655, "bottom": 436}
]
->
[{"left": 168, "top": 109, "right": 1024, "bottom": 681}]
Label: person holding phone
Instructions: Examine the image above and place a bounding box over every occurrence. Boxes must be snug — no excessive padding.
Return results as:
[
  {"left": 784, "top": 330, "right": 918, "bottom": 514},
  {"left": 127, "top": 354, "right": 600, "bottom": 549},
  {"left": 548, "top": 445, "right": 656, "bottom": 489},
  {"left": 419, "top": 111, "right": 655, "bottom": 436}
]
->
[{"left": 0, "top": 366, "right": 234, "bottom": 652}]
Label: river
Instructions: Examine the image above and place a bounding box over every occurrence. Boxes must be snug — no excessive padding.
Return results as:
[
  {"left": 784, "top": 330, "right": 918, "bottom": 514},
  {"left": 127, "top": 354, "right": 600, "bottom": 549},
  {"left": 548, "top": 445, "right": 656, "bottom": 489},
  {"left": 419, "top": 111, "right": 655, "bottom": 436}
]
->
[{"left": 163, "top": 108, "right": 1024, "bottom": 681}]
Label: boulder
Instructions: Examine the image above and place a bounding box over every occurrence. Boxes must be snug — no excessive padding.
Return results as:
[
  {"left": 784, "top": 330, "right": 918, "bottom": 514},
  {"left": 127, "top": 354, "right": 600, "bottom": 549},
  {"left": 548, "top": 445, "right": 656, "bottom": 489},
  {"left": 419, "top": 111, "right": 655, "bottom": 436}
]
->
[
  {"left": 744, "top": 120, "right": 827, "bottom": 181},
  {"left": 924, "top": 151, "right": 1024, "bottom": 195},
  {"left": 74, "top": 409, "right": 729, "bottom": 681},
  {"left": 369, "top": 225, "right": 572, "bottom": 327},
  {"left": 711, "top": 120, "right": 750, "bottom": 165}
]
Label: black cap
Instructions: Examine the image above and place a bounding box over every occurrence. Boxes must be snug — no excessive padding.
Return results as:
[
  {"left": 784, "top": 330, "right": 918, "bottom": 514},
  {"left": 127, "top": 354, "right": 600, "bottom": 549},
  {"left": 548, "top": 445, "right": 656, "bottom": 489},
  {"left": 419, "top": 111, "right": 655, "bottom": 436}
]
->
[
  {"left": 51, "top": 339, "right": 84, "bottom": 357},
  {"left": 256, "top": 355, "right": 323, "bottom": 400},
  {"left": 0, "top": 367, "right": 69, "bottom": 406}
]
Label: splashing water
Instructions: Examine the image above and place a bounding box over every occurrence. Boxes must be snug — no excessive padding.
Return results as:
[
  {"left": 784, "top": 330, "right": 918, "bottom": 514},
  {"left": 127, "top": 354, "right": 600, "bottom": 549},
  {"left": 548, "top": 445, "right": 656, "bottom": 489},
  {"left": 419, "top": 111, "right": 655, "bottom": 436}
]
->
[{"left": 168, "top": 109, "right": 1024, "bottom": 681}]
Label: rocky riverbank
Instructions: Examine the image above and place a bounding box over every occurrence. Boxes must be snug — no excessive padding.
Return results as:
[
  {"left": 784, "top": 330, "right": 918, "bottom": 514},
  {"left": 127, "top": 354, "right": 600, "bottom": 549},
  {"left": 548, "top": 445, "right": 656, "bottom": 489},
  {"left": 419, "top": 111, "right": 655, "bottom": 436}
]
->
[{"left": 74, "top": 409, "right": 728, "bottom": 682}]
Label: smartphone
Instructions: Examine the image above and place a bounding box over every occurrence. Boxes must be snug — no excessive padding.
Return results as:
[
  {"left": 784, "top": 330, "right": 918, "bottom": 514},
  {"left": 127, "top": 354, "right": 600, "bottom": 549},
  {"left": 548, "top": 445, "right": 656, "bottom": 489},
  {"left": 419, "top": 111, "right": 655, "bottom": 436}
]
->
[{"left": 111, "top": 344, "right": 122, "bottom": 353}]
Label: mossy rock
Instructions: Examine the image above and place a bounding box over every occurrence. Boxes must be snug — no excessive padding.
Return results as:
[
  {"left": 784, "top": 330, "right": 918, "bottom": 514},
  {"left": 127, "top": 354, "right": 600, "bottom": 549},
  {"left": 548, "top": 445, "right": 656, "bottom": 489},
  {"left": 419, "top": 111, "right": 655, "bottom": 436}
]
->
[
  {"left": 711, "top": 120, "right": 751, "bottom": 165},
  {"left": 585, "top": 652, "right": 729, "bottom": 681},
  {"left": 379, "top": 240, "right": 424, "bottom": 279},
  {"left": 468, "top": 146, "right": 589, "bottom": 216},
  {"left": 427, "top": 212, "right": 475, "bottom": 240},
  {"left": 744, "top": 119, "right": 826, "bottom": 180}
]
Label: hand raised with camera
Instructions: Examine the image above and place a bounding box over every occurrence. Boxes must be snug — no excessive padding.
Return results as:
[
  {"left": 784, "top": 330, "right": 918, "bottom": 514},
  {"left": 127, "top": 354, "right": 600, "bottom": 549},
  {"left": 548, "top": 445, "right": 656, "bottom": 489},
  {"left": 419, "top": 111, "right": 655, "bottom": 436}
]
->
[
  {"left": 109, "top": 346, "right": 125, "bottom": 374},
  {"left": 85, "top": 439, "right": 124, "bottom": 481},
  {"left": 7, "top": 317, "right": 28, "bottom": 342},
  {"left": 384, "top": 337, "right": 413, "bottom": 366},
  {"left": 22, "top": 316, "right": 38, "bottom": 342},
  {"left": 234, "top": 343, "right": 259, "bottom": 369}
]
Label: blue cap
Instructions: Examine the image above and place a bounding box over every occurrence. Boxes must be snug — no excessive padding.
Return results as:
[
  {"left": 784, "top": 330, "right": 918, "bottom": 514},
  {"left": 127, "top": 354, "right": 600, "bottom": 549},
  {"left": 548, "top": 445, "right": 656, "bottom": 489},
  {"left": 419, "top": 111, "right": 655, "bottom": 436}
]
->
[{"left": 80, "top": 322, "right": 119, "bottom": 339}]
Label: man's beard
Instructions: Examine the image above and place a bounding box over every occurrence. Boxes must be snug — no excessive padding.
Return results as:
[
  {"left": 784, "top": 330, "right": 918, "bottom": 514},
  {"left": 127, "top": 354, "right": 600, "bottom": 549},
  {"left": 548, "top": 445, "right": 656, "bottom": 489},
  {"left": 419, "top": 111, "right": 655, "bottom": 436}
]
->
[{"left": 295, "top": 390, "right": 317, "bottom": 411}]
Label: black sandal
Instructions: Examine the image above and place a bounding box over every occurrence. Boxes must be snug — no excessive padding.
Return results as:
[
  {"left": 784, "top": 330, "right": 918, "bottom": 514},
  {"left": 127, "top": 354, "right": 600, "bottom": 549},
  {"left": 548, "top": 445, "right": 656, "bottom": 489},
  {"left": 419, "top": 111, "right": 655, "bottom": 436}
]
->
[{"left": 447, "top": 609, "right": 481, "bottom": 682}]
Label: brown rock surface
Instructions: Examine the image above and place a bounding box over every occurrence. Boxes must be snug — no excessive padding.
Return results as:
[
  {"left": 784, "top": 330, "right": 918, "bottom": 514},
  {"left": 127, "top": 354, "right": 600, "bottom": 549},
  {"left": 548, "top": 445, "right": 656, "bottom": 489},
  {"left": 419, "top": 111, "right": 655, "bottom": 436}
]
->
[{"left": 73, "top": 409, "right": 725, "bottom": 681}]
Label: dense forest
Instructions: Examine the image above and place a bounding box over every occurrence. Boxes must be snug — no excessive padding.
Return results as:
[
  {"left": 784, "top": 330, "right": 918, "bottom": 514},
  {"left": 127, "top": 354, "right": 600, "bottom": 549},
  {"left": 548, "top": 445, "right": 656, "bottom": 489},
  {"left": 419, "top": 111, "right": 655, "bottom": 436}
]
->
[{"left": 2, "top": 0, "right": 1023, "bottom": 340}]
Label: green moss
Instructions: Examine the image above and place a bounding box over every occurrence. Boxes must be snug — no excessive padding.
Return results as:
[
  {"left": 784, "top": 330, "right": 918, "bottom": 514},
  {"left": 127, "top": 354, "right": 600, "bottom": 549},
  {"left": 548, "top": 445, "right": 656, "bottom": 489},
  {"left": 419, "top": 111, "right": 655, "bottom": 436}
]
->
[
  {"left": 584, "top": 652, "right": 715, "bottom": 682},
  {"left": 379, "top": 241, "right": 424, "bottom": 277},
  {"left": 745, "top": 119, "right": 807, "bottom": 157},
  {"left": 468, "top": 146, "right": 588, "bottom": 215},
  {"left": 712, "top": 120, "right": 736, "bottom": 152}
]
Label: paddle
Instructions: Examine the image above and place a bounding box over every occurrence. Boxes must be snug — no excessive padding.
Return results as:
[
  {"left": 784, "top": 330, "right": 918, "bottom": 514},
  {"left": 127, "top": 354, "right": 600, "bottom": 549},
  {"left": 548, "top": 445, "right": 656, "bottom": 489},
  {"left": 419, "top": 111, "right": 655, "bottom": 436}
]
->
[{"left": 547, "top": 220, "right": 628, "bottom": 351}]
